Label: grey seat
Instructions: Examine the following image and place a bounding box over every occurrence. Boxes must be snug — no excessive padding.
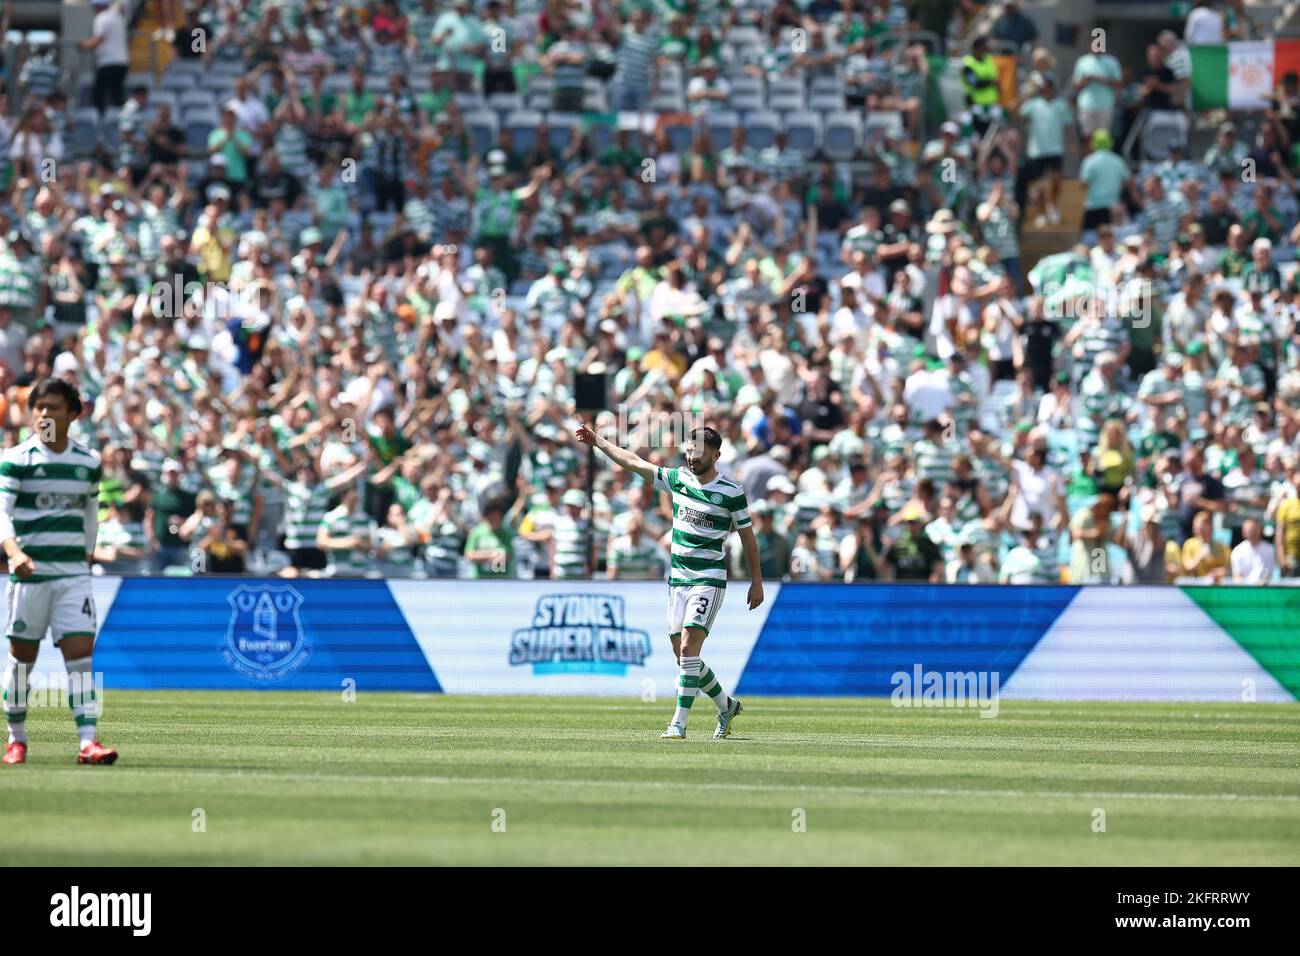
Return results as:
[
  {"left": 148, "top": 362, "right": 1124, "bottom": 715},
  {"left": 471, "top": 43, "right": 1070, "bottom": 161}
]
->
[
  {"left": 743, "top": 109, "right": 780, "bottom": 150},
  {"left": 822, "top": 112, "right": 862, "bottom": 161}
]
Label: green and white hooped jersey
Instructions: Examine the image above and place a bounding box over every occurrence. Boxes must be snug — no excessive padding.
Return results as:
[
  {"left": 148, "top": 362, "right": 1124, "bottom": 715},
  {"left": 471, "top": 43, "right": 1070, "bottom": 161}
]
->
[
  {"left": 283, "top": 480, "right": 332, "bottom": 550},
  {"left": 654, "top": 466, "right": 751, "bottom": 588},
  {"left": 550, "top": 513, "right": 590, "bottom": 578},
  {"left": 209, "top": 465, "right": 257, "bottom": 526},
  {"left": 608, "top": 534, "right": 664, "bottom": 579},
  {"left": 0, "top": 437, "right": 101, "bottom": 582},
  {"left": 321, "top": 505, "right": 375, "bottom": 576}
]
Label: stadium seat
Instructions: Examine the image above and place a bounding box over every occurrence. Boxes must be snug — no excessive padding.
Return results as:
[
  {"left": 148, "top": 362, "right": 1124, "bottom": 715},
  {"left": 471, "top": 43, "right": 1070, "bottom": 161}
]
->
[
  {"left": 159, "top": 66, "right": 197, "bottom": 95},
  {"left": 809, "top": 92, "right": 846, "bottom": 113},
  {"left": 488, "top": 92, "right": 523, "bottom": 116},
  {"left": 526, "top": 91, "right": 551, "bottom": 112},
  {"left": 503, "top": 109, "right": 543, "bottom": 154},
  {"left": 728, "top": 76, "right": 763, "bottom": 100},
  {"left": 863, "top": 111, "right": 904, "bottom": 147},
  {"left": 69, "top": 110, "right": 99, "bottom": 159},
  {"left": 743, "top": 110, "right": 780, "bottom": 150},
  {"left": 126, "top": 72, "right": 154, "bottom": 92},
  {"left": 809, "top": 75, "right": 845, "bottom": 97},
  {"left": 768, "top": 92, "right": 805, "bottom": 114},
  {"left": 727, "top": 90, "right": 764, "bottom": 114},
  {"left": 178, "top": 90, "right": 216, "bottom": 114},
  {"left": 183, "top": 112, "right": 218, "bottom": 152},
  {"left": 1141, "top": 110, "right": 1189, "bottom": 161},
  {"left": 726, "top": 25, "right": 763, "bottom": 49},
  {"left": 587, "top": 121, "right": 616, "bottom": 154},
  {"left": 148, "top": 92, "right": 178, "bottom": 120},
  {"left": 701, "top": 110, "right": 739, "bottom": 146},
  {"left": 546, "top": 114, "right": 581, "bottom": 151},
  {"left": 100, "top": 109, "right": 122, "bottom": 153},
  {"left": 769, "top": 77, "right": 805, "bottom": 103},
  {"left": 453, "top": 92, "right": 485, "bottom": 111},
  {"left": 663, "top": 120, "right": 694, "bottom": 153},
  {"left": 822, "top": 112, "right": 862, "bottom": 161},
  {"left": 465, "top": 110, "right": 499, "bottom": 155},
  {"left": 784, "top": 111, "right": 822, "bottom": 157}
]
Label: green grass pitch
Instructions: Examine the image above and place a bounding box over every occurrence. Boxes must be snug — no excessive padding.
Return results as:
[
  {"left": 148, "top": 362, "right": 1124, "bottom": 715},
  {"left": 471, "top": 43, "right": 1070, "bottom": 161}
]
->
[{"left": 1, "top": 693, "right": 1298, "bottom": 865}]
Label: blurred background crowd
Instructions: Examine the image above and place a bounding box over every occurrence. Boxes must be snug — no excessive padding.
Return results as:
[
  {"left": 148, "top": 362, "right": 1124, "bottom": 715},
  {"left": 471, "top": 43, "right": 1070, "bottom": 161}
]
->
[{"left": 0, "top": 0, "right": 1296, "bottom": 584}]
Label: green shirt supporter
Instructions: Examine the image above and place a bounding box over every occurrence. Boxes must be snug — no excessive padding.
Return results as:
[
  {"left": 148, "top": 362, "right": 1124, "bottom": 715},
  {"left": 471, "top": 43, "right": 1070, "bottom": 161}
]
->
[
  {"left": 206, "top": 126, "right": 254, "bottom": 183},
  {"left": 616, "top": 264, "right": 661, "bottom": 304},
  {"left": 1073, "top": 52, "right": 1121, "bottom": 112},
  {"left": 474, "top": 187, "right": 521, "bottom": 238},
  {"left": 465, "top": 520, "right": 512, "bottom": 578},
  {"left": 0, "top": 250, "right": 43, "bottom": 318},
  {"left": 343, "top": 89, "right": 376, "bottom": 128},
  {"left": 1218, "top": 247, "right": 1249, "bottom": 278},
  {"left": 1242, "top": 263, "right": 1281, "bottom": 295},
  {"left": 1241, "top": 207, "right": 1283, "bottom": 243},
  {"left": 1079, "top": 148, "right": 1130, "bottom": 211},
  {"left": 418, "top": 88, "right": 452, "bottom": 123},
  {"left": 1020, "top": 96, "right": 1072, "bottom": 158},
  {"left": 150, "top": 483, "right": 197, "bottom": 551}
]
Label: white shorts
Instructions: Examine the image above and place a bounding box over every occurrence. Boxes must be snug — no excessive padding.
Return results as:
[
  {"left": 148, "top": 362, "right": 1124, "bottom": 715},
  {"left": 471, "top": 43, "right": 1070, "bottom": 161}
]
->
[
  {"left": 4, "top": 576, "right": 97, "bottom": 645},
  {"left": 667, "top": 584, "right": 724, "bottom": 637}
]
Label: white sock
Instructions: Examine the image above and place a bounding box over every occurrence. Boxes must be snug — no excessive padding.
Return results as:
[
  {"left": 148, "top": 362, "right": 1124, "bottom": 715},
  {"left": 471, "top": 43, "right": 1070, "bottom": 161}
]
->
[
  {"left": 3, "top": 655, "right": 29, "bottom": 745},
  {"left": 64, "top": 656, "right": 99, "bottom": 747},
  {"left": 672, "top": 656, "right": 703, "bottom": 727}
]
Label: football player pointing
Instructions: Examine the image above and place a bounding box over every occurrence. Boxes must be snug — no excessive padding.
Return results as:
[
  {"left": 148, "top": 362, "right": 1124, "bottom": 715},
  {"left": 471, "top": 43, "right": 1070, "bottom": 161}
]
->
[{"left": 575, "top": 421, "right": 762, "bottom": 740}]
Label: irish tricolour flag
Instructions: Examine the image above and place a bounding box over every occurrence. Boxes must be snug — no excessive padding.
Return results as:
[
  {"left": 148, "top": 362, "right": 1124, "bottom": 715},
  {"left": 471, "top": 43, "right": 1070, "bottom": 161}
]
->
[{"left": 1191, "top": 40, "right": 1300, "bottom": 110}]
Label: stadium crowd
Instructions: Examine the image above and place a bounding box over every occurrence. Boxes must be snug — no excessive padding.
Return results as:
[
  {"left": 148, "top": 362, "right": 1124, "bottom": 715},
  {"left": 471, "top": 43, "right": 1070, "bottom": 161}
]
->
[{"left": 0, "top": 0, "right": 1296, "bottom": 585}]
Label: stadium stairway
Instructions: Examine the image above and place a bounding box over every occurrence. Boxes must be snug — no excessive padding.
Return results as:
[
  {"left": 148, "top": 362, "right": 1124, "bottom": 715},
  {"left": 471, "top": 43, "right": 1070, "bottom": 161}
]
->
[
  {"left": 130, "top": 5, "right": 175, "bottom": 79},
  {"left": 1017, "top": 179, "right": 1085, "bottom": 267}
]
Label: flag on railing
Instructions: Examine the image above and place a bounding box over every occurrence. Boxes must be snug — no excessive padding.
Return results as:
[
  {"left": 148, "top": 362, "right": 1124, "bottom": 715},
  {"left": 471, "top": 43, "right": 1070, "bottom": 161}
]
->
[{"left": 1190, "top": 40, "right": 1300, "bottom": 110}]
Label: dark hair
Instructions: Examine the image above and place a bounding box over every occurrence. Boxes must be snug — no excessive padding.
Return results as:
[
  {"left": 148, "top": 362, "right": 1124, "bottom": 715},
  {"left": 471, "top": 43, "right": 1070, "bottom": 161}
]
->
[
  {"left": 30, "top": 377, "right": 83, "bottom": 417},
  {"left": 690, "top": 425, "right": 722, "bottom": 452}
]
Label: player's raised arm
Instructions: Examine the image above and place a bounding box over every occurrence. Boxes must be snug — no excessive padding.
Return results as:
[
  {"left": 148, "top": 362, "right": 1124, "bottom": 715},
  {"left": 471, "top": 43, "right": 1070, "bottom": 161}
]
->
[{"left": 573, "top": 420, "right": 657, "bottom": 484}]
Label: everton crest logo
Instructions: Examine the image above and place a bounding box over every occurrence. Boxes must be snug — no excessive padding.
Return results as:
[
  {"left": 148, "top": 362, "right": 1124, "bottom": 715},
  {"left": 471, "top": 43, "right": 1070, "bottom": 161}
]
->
[{"left": 220, "top": 584, "right": 309, "bottom": 681}]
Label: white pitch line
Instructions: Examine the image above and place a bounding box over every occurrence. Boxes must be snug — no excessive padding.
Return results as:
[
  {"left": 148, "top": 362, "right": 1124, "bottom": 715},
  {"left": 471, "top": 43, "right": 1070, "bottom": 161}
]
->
[
  {"left": 10, "top": 766, "right": 1298, "bottom": 803},
  {"left": 112, "top": 699, "right": 1300, "bottom": 722}
]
